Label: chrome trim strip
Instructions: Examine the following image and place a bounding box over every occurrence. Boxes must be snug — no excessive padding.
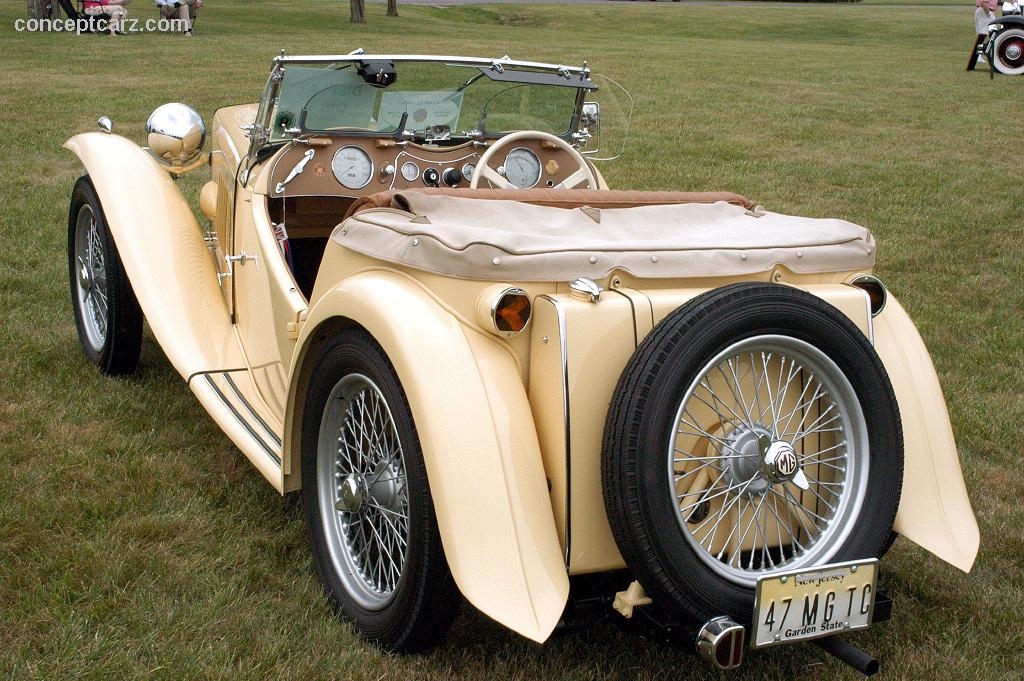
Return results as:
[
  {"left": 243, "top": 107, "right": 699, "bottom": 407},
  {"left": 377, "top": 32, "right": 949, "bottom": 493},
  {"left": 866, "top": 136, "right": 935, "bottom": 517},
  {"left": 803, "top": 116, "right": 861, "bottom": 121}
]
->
[
  {"left": 274, "top": 54, "right": 591, "bottom": 76},
  {"left": 862, "top": 288, "right": 874, "bottom": 345},
  {"left": 538, "top": 294, "right": 572, "bottom": 567},
  {"left": 222, "top": 372, "right": 283, "bottom": 447},
  {"left": 186, "top": 367, "right": 248, "bottom": 383},
  {"left": 204, "top": 374, "right": 282, "bottom": 466}
]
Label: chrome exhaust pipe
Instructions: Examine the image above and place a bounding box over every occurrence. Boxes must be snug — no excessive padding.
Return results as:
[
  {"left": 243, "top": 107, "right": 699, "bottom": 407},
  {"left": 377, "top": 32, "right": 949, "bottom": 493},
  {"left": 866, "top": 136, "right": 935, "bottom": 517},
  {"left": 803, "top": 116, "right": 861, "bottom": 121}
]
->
[{"left": 695, "top": 616, "right": 745, "bottom": 671}]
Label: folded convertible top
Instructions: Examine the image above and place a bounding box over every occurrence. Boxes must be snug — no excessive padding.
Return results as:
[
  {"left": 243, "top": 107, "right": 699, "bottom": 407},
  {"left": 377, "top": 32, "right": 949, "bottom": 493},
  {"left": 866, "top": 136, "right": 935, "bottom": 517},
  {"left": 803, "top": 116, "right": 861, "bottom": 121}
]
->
[{"left": 332, "top": 191, "right": 875, "bottom": 282}]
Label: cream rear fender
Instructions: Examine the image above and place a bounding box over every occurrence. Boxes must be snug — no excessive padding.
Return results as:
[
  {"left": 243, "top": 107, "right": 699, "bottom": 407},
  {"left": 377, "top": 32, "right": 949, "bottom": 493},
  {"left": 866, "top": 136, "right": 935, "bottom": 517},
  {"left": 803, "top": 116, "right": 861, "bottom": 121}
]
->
[
  {"left": 285, "top": 271, "right": 568, "bottom": 643},
  {"left": 63, "top": 132, "right": 242, "bottom": 378},
  {"left": 876, "top": 295, "right": 980, "bottom": 573}
]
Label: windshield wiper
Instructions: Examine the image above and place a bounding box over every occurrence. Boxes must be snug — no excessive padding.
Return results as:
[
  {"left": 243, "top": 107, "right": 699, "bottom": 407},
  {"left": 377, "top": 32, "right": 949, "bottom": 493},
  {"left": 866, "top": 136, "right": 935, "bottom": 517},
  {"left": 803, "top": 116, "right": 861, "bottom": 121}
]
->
[
  {"left": 456, "top": 72, "right": 485, "bottom": 92},
  {"left": 391, "top": 111, "right": 410, "bottom": 141}
]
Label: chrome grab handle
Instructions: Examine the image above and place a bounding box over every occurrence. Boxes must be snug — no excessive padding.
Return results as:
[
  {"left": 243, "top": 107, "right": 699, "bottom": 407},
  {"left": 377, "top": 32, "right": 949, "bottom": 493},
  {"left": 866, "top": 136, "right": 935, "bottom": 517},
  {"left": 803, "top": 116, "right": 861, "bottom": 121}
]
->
[{"left": 274, "top": 148, "right": 316, "bottom": 194}]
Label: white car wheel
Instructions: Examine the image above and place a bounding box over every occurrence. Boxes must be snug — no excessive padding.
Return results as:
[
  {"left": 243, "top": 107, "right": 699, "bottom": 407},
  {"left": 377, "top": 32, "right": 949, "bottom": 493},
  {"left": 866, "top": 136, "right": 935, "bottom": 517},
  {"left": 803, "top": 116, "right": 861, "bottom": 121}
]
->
[{"left": 993, "top": 28, "right": 1024, "bottom": 75}]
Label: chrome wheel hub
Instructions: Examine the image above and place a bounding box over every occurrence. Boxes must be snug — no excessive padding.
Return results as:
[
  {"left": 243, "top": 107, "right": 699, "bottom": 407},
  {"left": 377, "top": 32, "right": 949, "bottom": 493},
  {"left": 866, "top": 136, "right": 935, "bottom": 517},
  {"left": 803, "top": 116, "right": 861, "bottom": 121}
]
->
[
  {"left": 1007, "top": 43, "right": 1022, "bottom": 60},
  {"left": 719, "top": 423, "right": 773, "bottom": 495},
  {"left": 761, "top": 440, "right": 800, "bottom": 484},
  {"left": 335, "top": 473, "right": 366, "bottom": 513},
  {"left": 78, "top": 260, "right": 91, "bottom": 291}
]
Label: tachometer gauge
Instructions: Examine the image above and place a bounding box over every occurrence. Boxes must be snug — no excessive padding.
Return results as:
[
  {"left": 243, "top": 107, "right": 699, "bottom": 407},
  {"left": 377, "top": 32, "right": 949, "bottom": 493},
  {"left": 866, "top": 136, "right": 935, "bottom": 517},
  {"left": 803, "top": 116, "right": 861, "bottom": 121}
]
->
[
  {"left": 401, "top": 161, "right": 420, "bottom": 182},
  {"left": 503, "top": 148, "right": 541, "bottom": 189},
  {"left": 331, "top": 146, "right": 373, "bottom": 190}
]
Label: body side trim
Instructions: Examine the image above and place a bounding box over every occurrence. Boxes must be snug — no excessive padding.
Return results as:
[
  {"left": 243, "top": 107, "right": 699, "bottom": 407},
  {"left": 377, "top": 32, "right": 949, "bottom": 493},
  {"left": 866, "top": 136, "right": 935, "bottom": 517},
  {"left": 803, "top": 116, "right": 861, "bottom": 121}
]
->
[{"left": 537, "top": 294, "right": 572, "bottom": 567}]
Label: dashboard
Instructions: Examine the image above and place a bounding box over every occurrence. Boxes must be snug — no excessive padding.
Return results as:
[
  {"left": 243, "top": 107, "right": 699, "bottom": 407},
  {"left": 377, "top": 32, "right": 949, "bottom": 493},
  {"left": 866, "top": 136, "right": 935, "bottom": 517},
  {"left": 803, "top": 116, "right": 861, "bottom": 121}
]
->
[{"left": 267, "top": 134, "right": 581, "bottom": 199}]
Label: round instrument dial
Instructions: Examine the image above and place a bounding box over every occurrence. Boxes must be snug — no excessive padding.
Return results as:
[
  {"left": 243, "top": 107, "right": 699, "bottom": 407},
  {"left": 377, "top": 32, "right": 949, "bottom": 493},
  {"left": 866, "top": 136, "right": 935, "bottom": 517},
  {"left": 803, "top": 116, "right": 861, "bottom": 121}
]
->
[
  {"left": 400, "top": 161, "right": 420, "bottom": 182},
  {"left": 422, "top": 168, "right": 440, "bottom": 187},
  {"left": 331, "top": 146, "right": 373, "bottom": 190},
  {"left": 503, "top": 148, "right": 542, "bottom": 189},
  {"left": 461, "top": 163, "right": 476, "bottom": 182}
]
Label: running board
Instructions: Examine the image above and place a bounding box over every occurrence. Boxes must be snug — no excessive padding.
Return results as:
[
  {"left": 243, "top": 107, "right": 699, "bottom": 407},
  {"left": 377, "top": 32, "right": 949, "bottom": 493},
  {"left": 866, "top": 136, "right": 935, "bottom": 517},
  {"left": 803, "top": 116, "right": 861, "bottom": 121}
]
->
[{"left": 190, "top": 369, "right": 284, "bottom": 492}]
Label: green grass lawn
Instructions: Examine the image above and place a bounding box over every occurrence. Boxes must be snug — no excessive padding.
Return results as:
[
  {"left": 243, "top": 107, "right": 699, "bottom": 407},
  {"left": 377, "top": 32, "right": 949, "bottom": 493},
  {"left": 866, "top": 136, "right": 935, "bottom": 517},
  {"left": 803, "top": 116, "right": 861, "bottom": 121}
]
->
[{"left": 2, "top": 1, "right": 1022, "bottom": 678}]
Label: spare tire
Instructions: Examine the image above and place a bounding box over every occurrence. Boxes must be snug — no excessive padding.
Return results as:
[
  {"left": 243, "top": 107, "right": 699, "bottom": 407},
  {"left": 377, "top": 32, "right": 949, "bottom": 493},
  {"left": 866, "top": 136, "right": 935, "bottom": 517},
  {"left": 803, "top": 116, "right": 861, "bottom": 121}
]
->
[{"left": 602, "top": 282, "right": 903, "bottom": 626}]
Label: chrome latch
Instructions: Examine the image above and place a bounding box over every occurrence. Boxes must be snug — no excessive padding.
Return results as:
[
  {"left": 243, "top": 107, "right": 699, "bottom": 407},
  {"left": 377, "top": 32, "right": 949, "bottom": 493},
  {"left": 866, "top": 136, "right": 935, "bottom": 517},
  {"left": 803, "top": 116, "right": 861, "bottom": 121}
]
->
[
  {"left": 569, "top": 276, "right": 602, "bottom": 303},
  {"left": 226, "top": 251, "right": 259, "bottom": 269},
  {"left": 275, "top": 148, "right": 316, "bottom": 194}
]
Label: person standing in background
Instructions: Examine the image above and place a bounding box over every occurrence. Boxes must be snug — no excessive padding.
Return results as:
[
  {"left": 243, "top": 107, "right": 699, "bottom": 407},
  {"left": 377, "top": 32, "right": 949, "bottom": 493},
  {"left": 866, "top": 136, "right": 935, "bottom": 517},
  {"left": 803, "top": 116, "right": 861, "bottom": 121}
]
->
[
  {"left": 156, "top": 0, "right": 202, "bottom": 36},
  {"left": 968, "top": 0, "right": 998, "bottom": 68}
]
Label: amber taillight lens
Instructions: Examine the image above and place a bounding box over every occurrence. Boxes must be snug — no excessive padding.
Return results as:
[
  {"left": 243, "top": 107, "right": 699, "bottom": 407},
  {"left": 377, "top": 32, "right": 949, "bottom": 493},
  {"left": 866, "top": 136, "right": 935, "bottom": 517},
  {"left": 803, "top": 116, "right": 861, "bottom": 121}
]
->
[{"left": 494, "top": 290, "right": 531, "bottom": 335}]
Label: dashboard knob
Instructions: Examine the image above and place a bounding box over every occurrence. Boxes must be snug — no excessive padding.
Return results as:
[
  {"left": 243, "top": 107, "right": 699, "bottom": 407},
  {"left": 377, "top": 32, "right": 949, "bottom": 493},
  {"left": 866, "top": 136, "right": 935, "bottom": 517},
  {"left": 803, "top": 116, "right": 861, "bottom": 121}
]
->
[
  {"left": 442, "top": 167, "right": 461, "bottom": 187},
  {"left": 422, "top": 168, "right": 440, "bottom": 187}
]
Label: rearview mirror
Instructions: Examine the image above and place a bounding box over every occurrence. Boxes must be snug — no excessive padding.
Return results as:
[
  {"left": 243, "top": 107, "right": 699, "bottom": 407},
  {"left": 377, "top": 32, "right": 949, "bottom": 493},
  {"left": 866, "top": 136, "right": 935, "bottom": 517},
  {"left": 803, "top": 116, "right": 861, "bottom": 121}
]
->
[{"left": 581, "top": 101, "right": 600, "bottom": 133}]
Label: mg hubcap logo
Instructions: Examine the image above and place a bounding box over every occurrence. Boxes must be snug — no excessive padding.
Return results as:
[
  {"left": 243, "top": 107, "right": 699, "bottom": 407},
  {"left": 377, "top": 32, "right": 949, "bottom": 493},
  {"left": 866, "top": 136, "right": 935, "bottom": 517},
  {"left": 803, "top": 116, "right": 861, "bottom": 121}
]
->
[{"left": 763, "top": 441, "right": 800, "bottom": 483}]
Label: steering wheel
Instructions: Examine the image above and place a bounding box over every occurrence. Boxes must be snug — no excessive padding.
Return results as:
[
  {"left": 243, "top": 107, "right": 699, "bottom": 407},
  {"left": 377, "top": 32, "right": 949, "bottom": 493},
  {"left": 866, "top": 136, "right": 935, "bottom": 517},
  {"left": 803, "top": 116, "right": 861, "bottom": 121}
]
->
[{"left": 470, "top": 130, "right": 598, "bottom": 190}]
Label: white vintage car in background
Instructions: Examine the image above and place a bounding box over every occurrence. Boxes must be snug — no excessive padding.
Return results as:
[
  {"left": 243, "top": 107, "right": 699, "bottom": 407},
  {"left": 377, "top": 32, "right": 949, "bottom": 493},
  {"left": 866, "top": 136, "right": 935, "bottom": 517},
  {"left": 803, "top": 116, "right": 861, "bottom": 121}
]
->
[{"left": 63, "top": 52, "right": 978, "bottom": 674}]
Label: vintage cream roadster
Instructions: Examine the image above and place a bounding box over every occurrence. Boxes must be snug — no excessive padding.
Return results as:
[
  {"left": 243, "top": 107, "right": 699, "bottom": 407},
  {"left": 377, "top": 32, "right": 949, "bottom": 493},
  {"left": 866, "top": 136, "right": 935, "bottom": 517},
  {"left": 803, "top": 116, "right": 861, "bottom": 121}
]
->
[{"left": 64, "top": 53, "right": 978, "bottom": 672}]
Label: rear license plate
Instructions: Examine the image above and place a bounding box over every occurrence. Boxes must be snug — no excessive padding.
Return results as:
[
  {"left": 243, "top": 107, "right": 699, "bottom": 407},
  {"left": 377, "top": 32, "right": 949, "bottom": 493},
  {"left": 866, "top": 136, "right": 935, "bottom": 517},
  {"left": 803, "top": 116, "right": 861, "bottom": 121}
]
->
[{"left": 751, "top": 559, "right": 878, "bottom": 648}]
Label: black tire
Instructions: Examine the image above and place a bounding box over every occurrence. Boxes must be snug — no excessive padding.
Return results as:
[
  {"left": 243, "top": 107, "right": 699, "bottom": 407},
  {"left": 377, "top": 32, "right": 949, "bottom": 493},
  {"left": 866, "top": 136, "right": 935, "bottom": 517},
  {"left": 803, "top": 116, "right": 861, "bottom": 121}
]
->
[
  {"left": 301, "top": 328, "right": 460, "bottom": 652},
  {"left": 68, "top": 175, "right": 143, "bottom": 376},
  {"left": 602, "top": 282, "right": 903, "bottom": 627}
]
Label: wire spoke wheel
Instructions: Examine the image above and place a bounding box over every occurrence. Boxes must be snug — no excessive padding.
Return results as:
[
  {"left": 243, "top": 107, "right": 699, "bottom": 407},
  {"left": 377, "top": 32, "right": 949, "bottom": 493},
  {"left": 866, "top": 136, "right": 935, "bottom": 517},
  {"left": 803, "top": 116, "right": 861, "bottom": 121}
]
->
[
  {"left": 670, "top": 335, "right": 868, "bottom": 586},
  {"left": 317, "top": 373, "right": 410, "bottom": 610},
  {"left": 73, "top": 203, "right": 109, "bottom": 352}
]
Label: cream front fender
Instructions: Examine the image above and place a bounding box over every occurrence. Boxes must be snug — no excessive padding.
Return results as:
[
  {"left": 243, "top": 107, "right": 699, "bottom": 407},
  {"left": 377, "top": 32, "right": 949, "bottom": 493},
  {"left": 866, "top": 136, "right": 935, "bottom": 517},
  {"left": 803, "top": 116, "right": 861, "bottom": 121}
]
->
[
  {"left": 875, "top": 295, "right": 979, "bottom": 572},
  {"left": 63, "top": 132, "right": 242, "bottom": 378},
  {"left": 289, "top": 271, "right": 568, "bottom": 642}
]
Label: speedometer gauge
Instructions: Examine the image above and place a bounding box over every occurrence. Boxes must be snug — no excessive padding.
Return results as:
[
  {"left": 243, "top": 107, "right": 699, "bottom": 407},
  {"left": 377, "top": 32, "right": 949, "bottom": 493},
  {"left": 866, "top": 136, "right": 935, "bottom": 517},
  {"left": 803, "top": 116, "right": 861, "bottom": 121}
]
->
[
  {"left": 332, "top": 146, "right": 373, "bottom": 190},
  {"left": 503, "top": 148, "right": 541, "bottom": 189},
  {"left": 401, "top": 161, "right": 420, "bottom": 182}
]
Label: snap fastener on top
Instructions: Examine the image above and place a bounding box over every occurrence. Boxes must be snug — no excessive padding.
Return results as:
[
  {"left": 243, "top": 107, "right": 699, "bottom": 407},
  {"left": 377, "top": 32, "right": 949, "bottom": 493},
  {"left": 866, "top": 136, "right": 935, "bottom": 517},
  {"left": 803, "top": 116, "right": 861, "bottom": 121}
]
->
[
  {"left": 492, "top": 257, "right": 501, "bottom": 266},
  {"left": 588, "top": 256, "right": 597, "bottom": 264}
]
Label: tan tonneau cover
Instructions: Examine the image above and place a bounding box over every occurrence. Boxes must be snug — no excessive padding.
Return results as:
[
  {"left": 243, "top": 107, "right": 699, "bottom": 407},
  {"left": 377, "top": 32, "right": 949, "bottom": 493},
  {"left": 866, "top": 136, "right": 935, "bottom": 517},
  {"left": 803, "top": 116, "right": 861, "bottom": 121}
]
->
[{"left": 333, "top": 192, "right": 875, "bottom": 281}]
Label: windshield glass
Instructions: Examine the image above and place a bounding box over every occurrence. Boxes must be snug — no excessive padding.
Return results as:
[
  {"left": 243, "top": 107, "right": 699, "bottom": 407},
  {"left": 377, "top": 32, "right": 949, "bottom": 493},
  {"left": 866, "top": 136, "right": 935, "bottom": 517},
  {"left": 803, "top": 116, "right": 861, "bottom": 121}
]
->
[{"left": 267, "top": 60, "right": 586, "bottom": 142}]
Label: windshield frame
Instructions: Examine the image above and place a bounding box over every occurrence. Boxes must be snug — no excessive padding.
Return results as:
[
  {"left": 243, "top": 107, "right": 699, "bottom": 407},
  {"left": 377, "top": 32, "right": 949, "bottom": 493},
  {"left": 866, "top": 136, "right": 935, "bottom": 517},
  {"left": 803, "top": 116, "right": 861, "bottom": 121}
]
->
[{"left": 245, "top": 54, "right": 595, "bottom": 162}]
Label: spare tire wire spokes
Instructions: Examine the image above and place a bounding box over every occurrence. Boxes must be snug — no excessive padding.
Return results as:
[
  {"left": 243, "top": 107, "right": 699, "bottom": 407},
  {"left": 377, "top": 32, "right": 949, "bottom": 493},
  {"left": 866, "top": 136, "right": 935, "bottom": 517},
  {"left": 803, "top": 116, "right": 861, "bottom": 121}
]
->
[{"left": 669, "top": 337, "right": 867, "bottom": 585}]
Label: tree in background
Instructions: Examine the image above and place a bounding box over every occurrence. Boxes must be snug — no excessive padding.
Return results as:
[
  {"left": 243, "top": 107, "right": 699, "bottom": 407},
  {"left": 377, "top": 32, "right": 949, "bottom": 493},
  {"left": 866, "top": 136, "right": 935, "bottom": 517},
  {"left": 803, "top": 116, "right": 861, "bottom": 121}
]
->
[
  {"left": 387, "top": 0, "right": 398, "bottom": 17},
  {"left": 350, "top": 0, "right": 365, "bottom": 23},
  {"left": 27, "top": 0, "right": 50, "bottom": 19}
]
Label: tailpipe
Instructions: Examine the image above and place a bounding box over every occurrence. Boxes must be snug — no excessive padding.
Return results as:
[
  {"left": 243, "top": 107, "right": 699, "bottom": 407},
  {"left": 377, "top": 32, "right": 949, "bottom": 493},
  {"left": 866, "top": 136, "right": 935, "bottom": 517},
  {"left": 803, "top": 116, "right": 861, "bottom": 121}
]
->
[
  {"left": 813, "top": 635, "right": 880, "bottom": 676},
  {"left": 695, "top": 616, "right": 745, "bottom": 671}
]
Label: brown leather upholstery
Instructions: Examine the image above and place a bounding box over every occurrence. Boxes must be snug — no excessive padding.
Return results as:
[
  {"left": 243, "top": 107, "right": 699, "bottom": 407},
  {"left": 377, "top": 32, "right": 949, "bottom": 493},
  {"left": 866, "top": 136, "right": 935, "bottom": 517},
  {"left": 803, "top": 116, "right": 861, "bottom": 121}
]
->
[{"left": 342, "top": 188, "right": 756, "bottom": 221}]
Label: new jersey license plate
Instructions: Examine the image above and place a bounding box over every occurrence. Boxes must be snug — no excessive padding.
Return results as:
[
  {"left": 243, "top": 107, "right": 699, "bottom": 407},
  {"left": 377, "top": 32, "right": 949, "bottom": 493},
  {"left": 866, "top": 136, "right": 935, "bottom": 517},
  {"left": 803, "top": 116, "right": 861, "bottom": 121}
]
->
[{"left": 751, "top": 559, "right": 878, "bottom": 648}]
